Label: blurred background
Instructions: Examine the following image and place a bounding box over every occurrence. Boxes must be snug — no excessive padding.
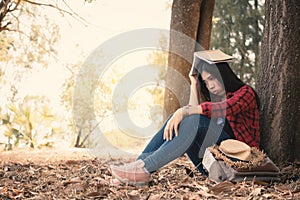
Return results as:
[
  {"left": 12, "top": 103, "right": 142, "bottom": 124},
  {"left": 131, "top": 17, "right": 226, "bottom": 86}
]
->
[{"left": 0, "top": 0, "right": 264, "bottom": 153}]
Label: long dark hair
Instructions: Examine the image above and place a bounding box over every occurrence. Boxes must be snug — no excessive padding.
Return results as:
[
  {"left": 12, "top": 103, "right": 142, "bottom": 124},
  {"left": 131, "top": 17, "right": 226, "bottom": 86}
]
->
[{"left": 196, "top": 61, "right": 260, "bottom": 107}]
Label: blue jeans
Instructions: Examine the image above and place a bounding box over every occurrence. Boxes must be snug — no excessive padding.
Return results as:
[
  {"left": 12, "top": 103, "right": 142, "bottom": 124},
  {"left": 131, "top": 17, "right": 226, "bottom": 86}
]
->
[{"left": 137, "top": 114, "right": 234, "bottom": 174}]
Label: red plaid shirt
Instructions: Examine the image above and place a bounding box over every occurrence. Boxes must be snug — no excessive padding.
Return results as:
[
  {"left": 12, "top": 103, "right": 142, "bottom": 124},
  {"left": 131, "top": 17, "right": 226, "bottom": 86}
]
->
[{"left": 200, "top": 85, "right": 260, "bottom": 148}]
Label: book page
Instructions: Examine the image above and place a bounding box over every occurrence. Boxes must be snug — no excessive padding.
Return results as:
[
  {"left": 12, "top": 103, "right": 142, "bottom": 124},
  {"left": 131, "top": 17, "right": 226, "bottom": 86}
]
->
[{"left": 194, "top": 49, "right": 234, "bottom": 64}]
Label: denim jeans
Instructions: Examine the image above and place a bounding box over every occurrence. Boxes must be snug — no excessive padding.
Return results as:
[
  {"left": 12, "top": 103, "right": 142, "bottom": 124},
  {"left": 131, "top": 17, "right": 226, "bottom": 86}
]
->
[{"left": 137, "top": 114, "right": 234, "bottom": 174}]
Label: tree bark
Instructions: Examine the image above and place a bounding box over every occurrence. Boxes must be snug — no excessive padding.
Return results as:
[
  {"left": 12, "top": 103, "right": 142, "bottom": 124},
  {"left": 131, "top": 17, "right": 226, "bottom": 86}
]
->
[
  {"left": 257, "top": 0, "right": 300, "bottom": 163},
  {"left": 164, "top": 0, "right": 215, "bottom": 119}
]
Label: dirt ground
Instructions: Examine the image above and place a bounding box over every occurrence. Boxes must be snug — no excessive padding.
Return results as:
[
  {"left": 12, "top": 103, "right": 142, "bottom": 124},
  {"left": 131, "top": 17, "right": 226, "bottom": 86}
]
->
[
  {"left": 0, "top": 148, "right": 94, "bottom": 164},
  {"left": 0, "top": 148, "right": 300, "bottom": 199}
]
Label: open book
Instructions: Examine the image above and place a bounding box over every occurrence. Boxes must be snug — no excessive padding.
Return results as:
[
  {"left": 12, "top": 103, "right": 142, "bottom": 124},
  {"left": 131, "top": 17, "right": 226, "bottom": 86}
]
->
[{"left": 190, "top": 49, "right": 235, "bottom": 76}]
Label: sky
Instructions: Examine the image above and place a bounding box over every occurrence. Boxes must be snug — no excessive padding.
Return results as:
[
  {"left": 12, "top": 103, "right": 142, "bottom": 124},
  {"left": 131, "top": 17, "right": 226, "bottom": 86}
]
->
[
  {"left": 53, "top": 0, "right": 171, "bottom": 62},
  {"left": 18, "top": 0, "right": 172, "bottom": 110}
]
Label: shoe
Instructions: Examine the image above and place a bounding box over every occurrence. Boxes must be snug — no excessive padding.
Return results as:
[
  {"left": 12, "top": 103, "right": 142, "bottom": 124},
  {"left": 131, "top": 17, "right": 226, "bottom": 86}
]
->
[
  {"left": 111, "top": 159, "right": 143, "bottom": 171},
  {"left": 109, "top": 178, "right": 122, "bottom": 186},
  {"left": 110, "top": 160, "right": 151, "bottom": 186}
]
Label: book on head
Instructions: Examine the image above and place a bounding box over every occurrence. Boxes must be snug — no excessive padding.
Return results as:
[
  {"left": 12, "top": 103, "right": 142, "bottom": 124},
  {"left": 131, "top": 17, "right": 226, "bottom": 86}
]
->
[{"left": 190, "top": 49, "right": 235, "bottom": 76}]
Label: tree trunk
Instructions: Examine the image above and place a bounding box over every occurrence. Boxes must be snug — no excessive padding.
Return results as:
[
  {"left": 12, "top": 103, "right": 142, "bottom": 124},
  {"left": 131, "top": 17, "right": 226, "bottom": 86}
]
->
[
  {"left": 257, "top": 0, "right": 300, "bottom": 164},
  {"left": 164, "top": 0, "right": 215, "bottom": 119}
]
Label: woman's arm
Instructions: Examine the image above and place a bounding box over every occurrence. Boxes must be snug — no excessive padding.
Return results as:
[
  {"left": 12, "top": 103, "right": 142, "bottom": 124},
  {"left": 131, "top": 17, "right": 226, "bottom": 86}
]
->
[
  {"left": 187, "top": 105, "right": 203, "bottom": 115},
  {"left": 188, "top": 75, "right": 200, "bottom": 105},
  {"left": 201, "top": 85, "right": 256, "bottom": 118},
  {"left": 163, "top": 105, "right": 203, "bottom": 141}
]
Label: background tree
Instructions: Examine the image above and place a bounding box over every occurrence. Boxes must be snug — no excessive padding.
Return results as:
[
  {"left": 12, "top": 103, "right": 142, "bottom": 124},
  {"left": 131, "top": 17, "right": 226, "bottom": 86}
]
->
[
  {"left": 0, "top": 0, "right": 81, "bottom": 33},
  {"left": 257, "top": 0, "right": 300, "bottom": 163},
  {"left": 164, "top": 0, "right": 215, "bottom": 119},
  {"left": 61, "top": 60, "right": 113, "bottom": 148},
  {"left": 1, "top": 96, "right": 61, "bottom": 149},
  {"left": 0, "top": 2, "right": 60, "bottom": 150},
  {"left": 211, "top": 0, "right": 264, "bottom": 85}
]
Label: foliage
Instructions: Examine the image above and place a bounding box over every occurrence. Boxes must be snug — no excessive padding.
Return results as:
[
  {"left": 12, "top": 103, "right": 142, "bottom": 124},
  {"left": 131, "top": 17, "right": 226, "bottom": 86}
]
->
[
  {"left": 0, "top": 31, "right": 13, "bottom": 63},
  {"left": 0, "top": 4, "right": 60, "bottom": 68},
  {"left": 0, "top": 2, "right": 62, "bottom": 150},
  {"left": 211, "top": 0, "right": 265, "bottom": 86},
  {"left": 0, "top": 96, "right": 62, "bottom": 150},
  {"left": 61, "top": 58, "right": 114, "bottom": 148},
  {"left": 0, "top": 1, "right": 60, "bottom": 121},
  {"left": 0, "top": 0, "right": 77, "bottom": 34},
  {"left": 60, "top": 41, "right": 169, "bottom": 148}
]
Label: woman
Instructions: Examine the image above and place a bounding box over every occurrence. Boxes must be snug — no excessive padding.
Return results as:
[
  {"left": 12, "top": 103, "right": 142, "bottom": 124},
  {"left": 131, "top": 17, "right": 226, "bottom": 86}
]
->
[{"left": 110, "top": 52, "right": 260, "bottom": 186}]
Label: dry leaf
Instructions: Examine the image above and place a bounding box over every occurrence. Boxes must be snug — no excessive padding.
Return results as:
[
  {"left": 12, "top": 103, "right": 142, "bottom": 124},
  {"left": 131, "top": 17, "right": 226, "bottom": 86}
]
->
[
  {"left": 250, "top": 188, "right": 262, "bottom": 196},
  {"left": 63, "top": 177, "right": 82, "bottom": 186},
  {"left": 275, "top": 184, "right": 291, "bottom": 193},
  {"left": 69, "top": 182, "right": 86, "bottom": 191},
  {"left": 262, "top": 193, "right": 274, "bottom": 198},
  {"left": 86, "top": 191, "right": 101, "bottom": 197},
  {"left": 12, "top": 188, "right": 23, "bottom": 195},
  {"left": 281, "top": 165, "right": 293, "bottom": 173},
  {"left": 0, "top": 154, "right": 299, "bottom": 199},
  {"left": 65, "top": 160, "right": 78, "bottom": 165},
  {"left": 127, "top": 190, "right": 141, "bottom": 200},
  {"left": 209, "top": 181, "right": 236, "bottom": 194},
  {"left": 197, "top": 189, "right": 217, "bottom": 198},
  {"left": 187, "top": 193, "right": 201, "bottom": 199},
  {"left": 148, "top": 193, "right": 164, "bottom": 200}
]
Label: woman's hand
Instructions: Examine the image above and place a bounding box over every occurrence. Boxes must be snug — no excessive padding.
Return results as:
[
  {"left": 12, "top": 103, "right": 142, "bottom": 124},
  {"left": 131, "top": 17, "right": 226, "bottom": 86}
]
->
[
  {"left": 189, "top": 75, "right": 198, "bottom": 85},
  {"left": 163, "top": 108, "right": 184, "bottom": 141}
]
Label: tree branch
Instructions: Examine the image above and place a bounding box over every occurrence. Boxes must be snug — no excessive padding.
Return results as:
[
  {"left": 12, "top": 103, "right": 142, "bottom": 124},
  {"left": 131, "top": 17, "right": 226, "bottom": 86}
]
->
[
  {"left": 24, "top": 0, "right": 73, "bottom": 16},
  {"left": 23, "top": 0, "right": 88, "bottom": 26},
  {"left": 1, "top": 0, "right": 90, "bottom": 32}
]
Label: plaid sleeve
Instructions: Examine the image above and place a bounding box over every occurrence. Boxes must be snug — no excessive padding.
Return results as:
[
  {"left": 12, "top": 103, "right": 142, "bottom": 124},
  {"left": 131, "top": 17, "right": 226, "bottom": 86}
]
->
[{"left": 201, "top": 85, "right": 256, "bottom": 118}]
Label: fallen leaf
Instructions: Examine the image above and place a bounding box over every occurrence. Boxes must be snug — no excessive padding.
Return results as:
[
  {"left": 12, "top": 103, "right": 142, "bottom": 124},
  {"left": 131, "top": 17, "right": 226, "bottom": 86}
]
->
[
  {"left": 62, "top": 177, "right": 82, "bottom": 186},
  {"left": 250, "top": 188, "right": 262, "bottom": 196},
  {"left": 72, "top": 182, "right": 86, "bottom": 191},
  {"left": 275, "top": 184, "right": 291, "bottom": 193},
  {"left": 86, "top": 191, "right": 101, "bottom": 197},
  {"left": 197, "top": 189, "right": 217, "bottom": 198},
  {"left": 12, "top": 188, "right": 23, "bottom": 195},
  {"left": 29, "top": 191, "right": 39, "bottom": 195},
  {"left": 0, "top": 153, "right": 299, "bottom": 199},
  {"left": 262, "top": 193, "right": 274, "bottom": 198},
  {"left": 148, "top": 193, "right": 164, "bottom": 200},
  {"left": 47, "top": 165, "right": 56, "bottom": 170},
  {"left": 281, "top": 165, "right": 293, "bottom": 173},
  {"left": 65, "top": 160, "right": 78, "bottom": 165},
  {"left": 187, "top": 193, "right": 201, "bottom": 200},
  {"left": 209, "top": 181, "right": 236, "bottom": 194},
  {"left": 127, "top": 190, "right": 140, "bottom": 200}
]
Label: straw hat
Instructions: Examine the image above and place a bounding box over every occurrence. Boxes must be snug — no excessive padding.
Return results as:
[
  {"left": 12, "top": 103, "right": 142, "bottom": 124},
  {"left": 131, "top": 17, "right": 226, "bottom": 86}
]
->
[
  {"left": 219, "top": 139, "right": 252, "bottom": 161},
  {"left": 211, "top": 139, "right": 267, "bottom": 170}
]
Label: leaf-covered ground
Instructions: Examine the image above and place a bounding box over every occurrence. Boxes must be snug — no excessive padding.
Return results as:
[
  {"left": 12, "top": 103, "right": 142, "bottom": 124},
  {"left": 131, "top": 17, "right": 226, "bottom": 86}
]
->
[{"left": 0, "top": 151, "right": 300, "bottom": 199}]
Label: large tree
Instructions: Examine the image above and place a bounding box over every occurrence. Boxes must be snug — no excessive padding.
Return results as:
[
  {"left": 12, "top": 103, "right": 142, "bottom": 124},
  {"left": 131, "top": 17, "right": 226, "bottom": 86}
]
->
[
  {"left": 164, "top": 0, "right": 215, "bottom": 119},
  {"left": 257, "top": 0, "right": 300, "bottom": 163}
]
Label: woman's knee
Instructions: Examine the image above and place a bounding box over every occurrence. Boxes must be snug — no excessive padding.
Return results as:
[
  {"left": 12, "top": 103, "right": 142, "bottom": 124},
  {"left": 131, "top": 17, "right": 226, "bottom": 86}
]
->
[
  {"left": 182, "top": 114, "right": 210, "bottom": 128},
  {"left": 178, "top": 115, "right": 207, "bottom": 136}
]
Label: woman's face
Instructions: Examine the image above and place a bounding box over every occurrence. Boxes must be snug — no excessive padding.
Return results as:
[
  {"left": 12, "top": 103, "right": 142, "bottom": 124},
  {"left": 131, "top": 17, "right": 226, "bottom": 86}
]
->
[{"left": 201, "top": 70, "right": 226, "bottom": 97}]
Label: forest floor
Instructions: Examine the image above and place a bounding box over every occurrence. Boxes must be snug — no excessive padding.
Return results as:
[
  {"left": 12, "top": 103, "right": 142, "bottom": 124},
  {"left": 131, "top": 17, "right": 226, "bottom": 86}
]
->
[{"left": 0, "top": 148, "right": 300, "bottom": 200}]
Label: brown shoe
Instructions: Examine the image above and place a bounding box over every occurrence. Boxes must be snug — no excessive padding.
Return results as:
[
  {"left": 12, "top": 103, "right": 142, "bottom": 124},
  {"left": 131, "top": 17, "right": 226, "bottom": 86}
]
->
[{"left": 110, "top": 160, "right": 150, "bottom": 186}]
